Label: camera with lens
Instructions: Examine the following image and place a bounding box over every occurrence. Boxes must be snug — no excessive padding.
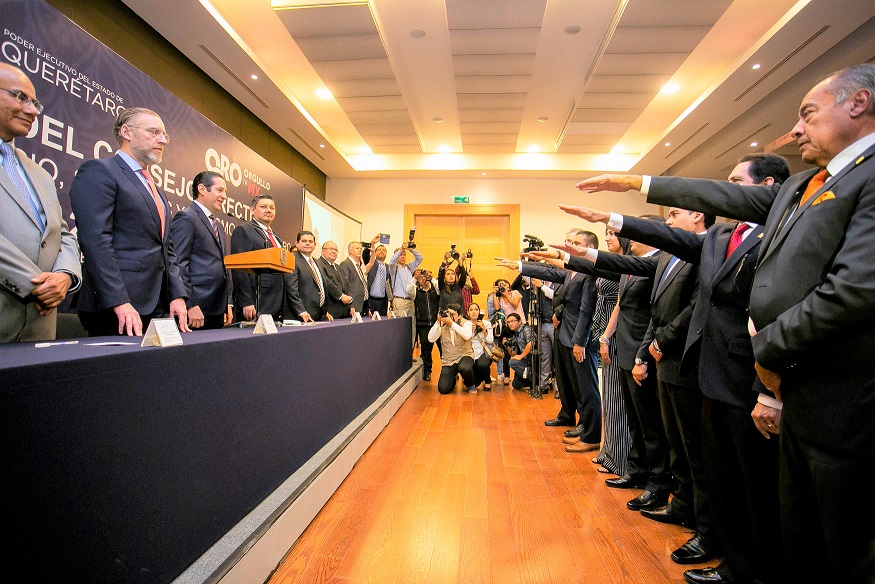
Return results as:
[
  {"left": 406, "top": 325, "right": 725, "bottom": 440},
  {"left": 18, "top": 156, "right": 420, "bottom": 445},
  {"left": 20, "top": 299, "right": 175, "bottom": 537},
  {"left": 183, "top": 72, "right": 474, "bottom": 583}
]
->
[
  {"left": 361, "top": 241, "right": 372, "bottom": 249},
  {"left": 447, "top": 243, "right": 460, "bottom": 261},
  {"left": 522, "top": 234, "right": 545, "bottom": 253},
  {"left": 498, "top": 282, "right": 508, "bottom": 295},
  {"left": 465, "top": 248, "right": 473, "bottom": 259},
  {"left": 407, "top": 226, "right": 416, "bottom": 249},
  {"left": 438, "top": 309, "right": 449, "bottom": 319}
]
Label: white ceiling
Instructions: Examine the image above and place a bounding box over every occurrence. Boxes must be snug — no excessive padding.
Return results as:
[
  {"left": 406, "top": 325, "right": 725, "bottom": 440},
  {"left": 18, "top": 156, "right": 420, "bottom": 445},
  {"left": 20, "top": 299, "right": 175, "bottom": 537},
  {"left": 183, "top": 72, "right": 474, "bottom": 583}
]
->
[{"left": 122, "top": 0, "right": 875, "bottom": 180}]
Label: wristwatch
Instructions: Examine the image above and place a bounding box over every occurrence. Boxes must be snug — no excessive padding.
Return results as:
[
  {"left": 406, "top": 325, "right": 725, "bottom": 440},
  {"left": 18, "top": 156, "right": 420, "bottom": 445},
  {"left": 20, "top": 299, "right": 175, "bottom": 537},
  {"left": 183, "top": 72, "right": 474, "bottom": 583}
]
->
[
  {"left": 634, "top": 357, "right": 645, "bottom": 366},
  {"left": 598, "top": 335, "right": 609, "bottom": 344}
]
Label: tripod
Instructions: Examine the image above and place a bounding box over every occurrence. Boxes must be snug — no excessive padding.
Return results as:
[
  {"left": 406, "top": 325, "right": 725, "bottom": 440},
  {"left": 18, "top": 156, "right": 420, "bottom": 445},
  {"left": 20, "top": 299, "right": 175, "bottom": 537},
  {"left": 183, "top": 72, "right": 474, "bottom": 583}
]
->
[{"left": 522, "top": 268, "right": 542, "bottom": 400}]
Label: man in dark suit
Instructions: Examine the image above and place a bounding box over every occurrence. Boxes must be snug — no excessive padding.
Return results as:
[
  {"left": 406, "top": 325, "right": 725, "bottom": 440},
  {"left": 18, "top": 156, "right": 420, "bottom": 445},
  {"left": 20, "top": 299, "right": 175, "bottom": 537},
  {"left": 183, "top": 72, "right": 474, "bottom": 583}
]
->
[
  {"left": 169, "top": 171, "right": 232, "bottom": 330},
  {"left": 338, "top": 239, "right": 376, "bottom": 315},
  {"left": 70, "top": 107, "right": 189, "bottom": 336},
  {"left": 316, "top": 240, "right": 354, "bottom": 319},
  {"left": 287, "top": 230, "right": 340, "bottom": 322},
  {"left": 565, "top": 154, "right": 789, "bottom": 584},
  {"left": 230, "top": 194, "right": 286, "bottom": 322},
  {"left": 575, "top": 64, "right": 875, "bottom": 584},
  {"left": 499, "top": 228, "right": 602, "bottom": 452},
  {"left": 0, "top": 64, "right": 81, "bottom": 342}
]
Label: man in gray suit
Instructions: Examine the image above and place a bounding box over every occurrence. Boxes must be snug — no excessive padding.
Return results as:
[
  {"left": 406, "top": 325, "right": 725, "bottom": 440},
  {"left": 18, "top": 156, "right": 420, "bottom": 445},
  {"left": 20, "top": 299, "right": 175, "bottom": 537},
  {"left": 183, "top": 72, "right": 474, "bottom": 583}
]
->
[
  {"left": 0, "top": 64, "right": 80, "bottom": 342},
  {"left": 575, "top": 64, "right": 875, "bottom": 584}
]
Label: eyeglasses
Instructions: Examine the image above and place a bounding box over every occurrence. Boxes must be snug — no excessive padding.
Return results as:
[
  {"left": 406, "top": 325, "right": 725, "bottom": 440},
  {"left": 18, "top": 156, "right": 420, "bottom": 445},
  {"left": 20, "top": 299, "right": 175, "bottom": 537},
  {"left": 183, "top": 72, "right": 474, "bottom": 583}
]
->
[
  {"left": 128, "top": 125, "right": 171, "bottom": 142},
  {"left": 1, "top": 88, "right": 44, "bottom": 114}
]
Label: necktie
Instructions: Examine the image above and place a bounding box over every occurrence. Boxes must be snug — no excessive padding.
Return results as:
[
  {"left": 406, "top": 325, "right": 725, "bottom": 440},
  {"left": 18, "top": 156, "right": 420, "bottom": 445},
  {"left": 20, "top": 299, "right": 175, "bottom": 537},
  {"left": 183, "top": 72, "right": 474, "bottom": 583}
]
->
[
  {"left": 725, "top": 222, "right": 750, "bottom": 259},
  {"left": 307, "top": 257, "right": 325, "bottom": 306},
  {"left": 266, "top": 228, "right": 279, "bottom": 248},
  {"left": 659, "top": 256, "right": 680, "bottom": 287},
  {"left": 376, "top": 263, "right": 386, "bottom": 297},
  {"left": 355, "top": 261, "right": 368, "bottom": 300},
  {"left": 139, "top": 169, "right": 166, "bottom": 235},
  {"left": 209, "top": 216, "right": 220, "bottom": 239},
  {"left": 799, "top": 168, "right": 829, "bottom": 207},
  {"left": 1, "top": 142, "right": 45, "bottom": 232}
]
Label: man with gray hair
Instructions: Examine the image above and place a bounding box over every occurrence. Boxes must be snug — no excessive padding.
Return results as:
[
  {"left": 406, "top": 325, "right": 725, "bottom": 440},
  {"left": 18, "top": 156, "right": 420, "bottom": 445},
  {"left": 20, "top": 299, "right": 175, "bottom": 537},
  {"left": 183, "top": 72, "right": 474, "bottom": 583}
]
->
[
  {"left": 576, "top": 63, "right": 875, "bottom": 583},
  {"left": 71, "top": 107, "right": 189, "bottom": 336}
]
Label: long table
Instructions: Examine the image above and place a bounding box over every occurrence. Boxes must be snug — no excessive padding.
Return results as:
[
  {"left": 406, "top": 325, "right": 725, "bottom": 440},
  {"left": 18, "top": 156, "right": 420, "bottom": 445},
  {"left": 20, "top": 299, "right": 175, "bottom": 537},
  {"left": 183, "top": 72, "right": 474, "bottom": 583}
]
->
[{"left": 0, "top": 318, "right": 412, "bottom": 583}]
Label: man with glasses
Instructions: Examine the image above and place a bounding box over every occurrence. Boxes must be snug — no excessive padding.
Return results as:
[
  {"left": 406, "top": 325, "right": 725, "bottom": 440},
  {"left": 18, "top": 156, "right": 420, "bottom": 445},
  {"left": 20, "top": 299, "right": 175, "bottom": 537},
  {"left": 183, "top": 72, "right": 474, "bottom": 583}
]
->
[
  {"left": 0, "top": 64, "right": 81, "bottom": 342},
  {"left": 316, "top": 240, "right": 354, "bottom": 319},
  {"left": 70, "top": 107, "right": 190, "bottom": 336}
]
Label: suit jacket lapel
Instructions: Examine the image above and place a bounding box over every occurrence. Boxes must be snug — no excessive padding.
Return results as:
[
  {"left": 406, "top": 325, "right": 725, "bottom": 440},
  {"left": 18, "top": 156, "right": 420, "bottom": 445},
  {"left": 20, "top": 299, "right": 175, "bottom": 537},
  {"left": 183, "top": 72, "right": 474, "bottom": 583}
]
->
[
  {"left": 0, "top": 149, "right": 43, "bottom": 231},
  {"left": 762, "top": 143, "right": 875, "bottom": 264},
  {"left": 114, "top": 155, "right": 164, "bottom": 238},
  {"left": 192, "top": 204, "right": 222, "bottom": 251},
  {"left": 714, "top": 224, "right": 763, "bottom": 282},
  {"left": 653, "top": 255, "right": 682, "bottom": 301}
]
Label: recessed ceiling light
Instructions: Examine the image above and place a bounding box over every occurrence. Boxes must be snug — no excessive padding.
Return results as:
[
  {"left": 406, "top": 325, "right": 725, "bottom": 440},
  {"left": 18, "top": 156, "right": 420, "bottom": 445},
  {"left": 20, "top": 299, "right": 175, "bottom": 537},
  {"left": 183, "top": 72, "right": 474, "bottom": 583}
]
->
[
  {"left": 564, "top": 25, "right": 581, "bottom": 35},
  {"left": 750, "top": 142, "right": 758, "bottom": 147},
  {"left": 432, "top": 117, "right": 444, "bottom": 123},
  {"left": 410, "top": 29, "right": 426, "bottom": 39},
  {"left": 527, "top": 145, "right": 541, "bottom": 153},
  {"left": 610, "top": 145, "right": 624, "bottom": 154},
  {"left": 664, "top": 142, "right": 671, "bottom": 147},
  {"left": 316, "top": 88, "right": 332, "bottom": 99},
  {"left": 752, "top": 63, "right": 761, "bottom": 70},
  {"left": 250, "top": 74, "right": 258, "bottom": 80},
  {"left": 319, "top": 144, "right": 325, "bottom": 148},
  {"left": 537, "top": 116, "right": 549, "bottom": 123},
  {"left": 482, "top": 172, "right": 487, "bottom": 176},
  {"left": 661, "top": 82, "right": 680, "bottom": 94}
]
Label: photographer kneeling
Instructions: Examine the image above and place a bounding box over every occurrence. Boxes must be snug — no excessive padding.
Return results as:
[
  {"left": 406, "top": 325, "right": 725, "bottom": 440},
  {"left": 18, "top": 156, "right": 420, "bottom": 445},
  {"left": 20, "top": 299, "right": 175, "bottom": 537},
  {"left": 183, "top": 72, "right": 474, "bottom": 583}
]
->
[
  {"left": 427, "top": 303, "right": 476, "bottom": 394},
  {"left": 467, "top": 302, "right": 494, "bottom": 391},
  {"left": 505, "top": 313, "right": 534, "bottom": 390}
]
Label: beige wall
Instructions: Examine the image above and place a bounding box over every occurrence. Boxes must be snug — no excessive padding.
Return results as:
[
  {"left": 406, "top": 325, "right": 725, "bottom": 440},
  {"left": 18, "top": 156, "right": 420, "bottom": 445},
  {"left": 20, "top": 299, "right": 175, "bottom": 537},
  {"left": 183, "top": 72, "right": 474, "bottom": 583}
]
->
[{"left": 327, "top": 177, "right": 664, "bottom": 257}]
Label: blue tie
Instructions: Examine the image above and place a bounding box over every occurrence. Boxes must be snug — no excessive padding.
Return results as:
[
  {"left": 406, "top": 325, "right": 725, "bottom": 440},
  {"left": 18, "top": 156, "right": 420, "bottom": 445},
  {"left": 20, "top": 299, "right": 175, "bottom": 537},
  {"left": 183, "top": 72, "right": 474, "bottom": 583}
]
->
[
  {"left": 659, "top": 256, "right": 680, "bottom": 287},
  {"left": 1, "top": 141, "right": 45, "bottom": 232}
]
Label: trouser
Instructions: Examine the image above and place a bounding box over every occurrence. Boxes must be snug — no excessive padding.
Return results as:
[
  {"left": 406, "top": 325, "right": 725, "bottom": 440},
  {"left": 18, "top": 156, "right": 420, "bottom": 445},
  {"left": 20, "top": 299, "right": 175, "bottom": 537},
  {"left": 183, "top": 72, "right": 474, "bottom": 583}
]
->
[
  {"left": 702, "top": 397, "right": 782, "bottom": 584},
  {"left": 472, "top": 353, "right": 492, "bottom": 387},
  {"left": 509, "top": 356, "right": 532, "bottom": 389},
  {"left": 573, "top": 338, "right": 601, "bottom": 444},
  {"left": 620, "top": 365, "right": 672, "bottom": 494},
  {"left": 369, "top": 296, "right": 388, "bottom": 316},
  {"left": 392, "top": 297, "right": 416, "bottom": 345},
  {"left": 437, "top": 356, "right": 475, "bottom": 394},
  {"left": 415, "top": 324, "right": 436, "bottom": 373},
  {"left": 658, "top": 379, "right": 715, "bottom": 540},
  {"left": 538, "top": 322, "right": 555, "bottom": 391},
  {"left": 553, "top": 339, "right": 579, "bottom": 423}
]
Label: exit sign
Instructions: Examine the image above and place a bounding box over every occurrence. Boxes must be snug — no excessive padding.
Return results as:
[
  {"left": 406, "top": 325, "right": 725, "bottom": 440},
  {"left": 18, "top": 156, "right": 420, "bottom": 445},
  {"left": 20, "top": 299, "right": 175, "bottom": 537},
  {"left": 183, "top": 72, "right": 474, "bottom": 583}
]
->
[{"left": 454, "top": 196, "right": 470, "bottom": 204}]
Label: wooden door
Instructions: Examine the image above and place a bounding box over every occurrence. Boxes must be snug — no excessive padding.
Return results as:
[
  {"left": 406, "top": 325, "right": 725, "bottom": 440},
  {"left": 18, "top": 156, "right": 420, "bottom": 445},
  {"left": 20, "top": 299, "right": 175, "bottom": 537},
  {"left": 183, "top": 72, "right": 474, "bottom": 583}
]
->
[{"left": 404, "top": 205, "right": 520, "bottom": 312}]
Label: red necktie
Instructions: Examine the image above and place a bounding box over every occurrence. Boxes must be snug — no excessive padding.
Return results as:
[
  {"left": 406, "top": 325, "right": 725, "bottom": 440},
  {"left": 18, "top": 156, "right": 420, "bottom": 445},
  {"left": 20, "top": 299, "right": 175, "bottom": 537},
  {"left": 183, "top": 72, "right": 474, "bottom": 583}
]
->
[
  {"left": 725, "top": 223, "right": 750, "bottom": 259},
  {"left": 799, "top": 168, "right": 829, "bottom": 206},
  {"left": 139, "top": 169, "right": 166, "bottom": 235},
  {"left": 266, "top": 228, "right": 279, "bottom": 248}
]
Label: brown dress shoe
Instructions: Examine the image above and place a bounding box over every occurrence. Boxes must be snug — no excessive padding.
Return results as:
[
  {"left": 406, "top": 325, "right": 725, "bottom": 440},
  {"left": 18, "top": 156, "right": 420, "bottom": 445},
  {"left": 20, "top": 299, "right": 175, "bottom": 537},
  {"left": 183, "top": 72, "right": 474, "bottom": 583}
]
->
[
  {"left": 565, "top": 441, "right": 599, "bottom": 453},
  {"left": 562, "top": 435, "right": 580, "bottom": 445}
]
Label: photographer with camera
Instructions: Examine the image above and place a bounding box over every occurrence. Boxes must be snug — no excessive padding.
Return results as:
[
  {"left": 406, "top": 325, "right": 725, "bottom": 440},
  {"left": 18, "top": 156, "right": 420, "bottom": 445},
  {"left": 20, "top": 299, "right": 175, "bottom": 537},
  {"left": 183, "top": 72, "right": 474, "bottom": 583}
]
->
[
  {"left": 488, "top": 277, "right": 522, "bottom": 385},
  {"left": 460, "top": 250, "right": 480, "bottom": 313},
  {"left": 427, "top": 302, "right": 476, "bottom": 394},
  {"left": 505, "top": 313, "right": 535, "bottom": 391},
  {"left": 408, "top": 268, "right": 440, "bottom": 381},
  {"left": 467, "top": 302, "right": 494, "bottom": 391},
  {"left": 437, "top": 246, "right": 468, "bottom": 311},
  {"left": 388, "top": 241, "right": 423, "bottom": 338}
]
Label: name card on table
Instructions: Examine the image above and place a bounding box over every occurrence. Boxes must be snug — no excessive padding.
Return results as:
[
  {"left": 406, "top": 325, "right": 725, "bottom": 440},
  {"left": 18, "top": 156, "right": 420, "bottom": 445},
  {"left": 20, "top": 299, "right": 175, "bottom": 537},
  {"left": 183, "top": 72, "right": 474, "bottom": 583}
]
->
[
  {"left": 351, "top": 311, "right": 363, "bottom": 323},
  {"left": 253, "top": 314, "right": 279, "bottom": 335},
  {"left": 371, "top": 312, "right": 382, "bottom": 321},
  {"left": 141, "top": 318, "right": 184, "bottom": 347}
]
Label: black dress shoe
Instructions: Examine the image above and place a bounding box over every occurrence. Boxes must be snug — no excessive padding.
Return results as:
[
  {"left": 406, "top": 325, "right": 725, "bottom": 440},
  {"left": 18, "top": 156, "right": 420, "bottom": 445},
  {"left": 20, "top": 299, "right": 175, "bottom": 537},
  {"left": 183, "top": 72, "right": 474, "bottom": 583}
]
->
[
  {"left": 671, "top": 532, "right": 720, "bottom": 565},
  {"left": 605, "top": 475, "right": 648, "bottom": 489},
  {"left": 683, "top": 567, "right": 729, "bottom": 584},
  {"left": 626, "top": 490, "right": 669, "bottom": 511},
  {"left": 640, "top": 504, "right": 694, "bottom": 528},
  {"left": 423, "top": 372, "right": 431, "bottom": 381},
  {"left": 564, "top": 424, "right": 584, "bottom": 437},
  {"left": 544, "top": 416, "right": 575, "bottom": 427}
]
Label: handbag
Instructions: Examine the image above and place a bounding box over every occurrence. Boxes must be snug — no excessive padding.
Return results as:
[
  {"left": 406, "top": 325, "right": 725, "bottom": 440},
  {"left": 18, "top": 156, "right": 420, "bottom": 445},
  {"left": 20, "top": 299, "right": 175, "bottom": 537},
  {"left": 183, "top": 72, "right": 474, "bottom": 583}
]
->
[{"left": 489, "top": 343, "right": 505, "bottom": 362}]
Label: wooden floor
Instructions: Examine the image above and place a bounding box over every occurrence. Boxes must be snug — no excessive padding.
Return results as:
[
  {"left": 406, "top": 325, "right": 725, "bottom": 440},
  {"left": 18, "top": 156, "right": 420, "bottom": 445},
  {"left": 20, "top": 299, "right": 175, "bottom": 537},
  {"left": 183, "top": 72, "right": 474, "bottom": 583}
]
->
[{"left": 267, "top": 362, "right": 714, "bottom": 584}]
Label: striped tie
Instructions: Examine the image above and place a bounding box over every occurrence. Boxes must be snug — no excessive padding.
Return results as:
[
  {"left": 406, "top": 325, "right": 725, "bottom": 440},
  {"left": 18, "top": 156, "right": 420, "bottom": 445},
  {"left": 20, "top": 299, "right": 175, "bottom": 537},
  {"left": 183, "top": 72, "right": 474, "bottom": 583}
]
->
[{"left": 1, "top": 141, "right": 45, "bottom": 232}]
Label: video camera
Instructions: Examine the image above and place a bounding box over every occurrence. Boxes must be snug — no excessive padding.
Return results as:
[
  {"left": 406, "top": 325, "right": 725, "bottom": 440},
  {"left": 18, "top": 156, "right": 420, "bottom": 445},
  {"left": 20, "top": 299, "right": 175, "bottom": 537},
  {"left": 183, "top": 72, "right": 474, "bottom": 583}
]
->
[
  {"left": 523, "top": 234, "right": 545, "bottom": 253},
  {"left": 407, "top": 226, "right": 416, "bottom": 249}
]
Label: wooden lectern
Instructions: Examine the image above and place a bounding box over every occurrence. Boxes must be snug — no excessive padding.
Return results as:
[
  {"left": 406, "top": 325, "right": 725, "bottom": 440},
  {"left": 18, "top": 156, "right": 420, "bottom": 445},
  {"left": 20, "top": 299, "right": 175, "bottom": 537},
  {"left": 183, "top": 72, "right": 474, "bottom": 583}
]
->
[
  {"left": 224, "top": 248, "right": 295, "bottom": 320},
  {"left": 224, "top": 247, "right": 294, "bottom": 274}
]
